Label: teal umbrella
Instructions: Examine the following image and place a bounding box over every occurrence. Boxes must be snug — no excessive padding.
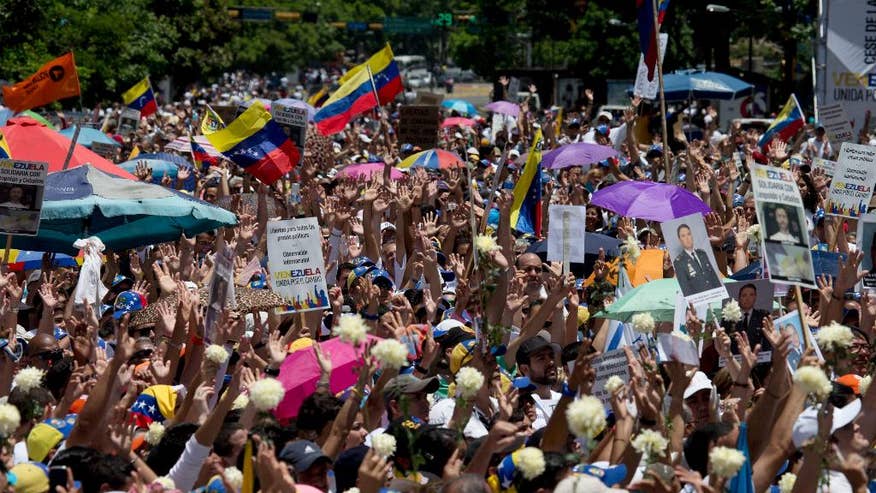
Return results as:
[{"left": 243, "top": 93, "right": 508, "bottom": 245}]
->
[
  {"left": 58, "top": 126, "right": 119, "bottom": 148},
  {"left": 11, "top": 165, "right": 237, "bottom": 254}
]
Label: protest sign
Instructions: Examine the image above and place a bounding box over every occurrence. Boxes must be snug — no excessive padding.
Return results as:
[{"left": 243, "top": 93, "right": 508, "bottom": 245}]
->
[
  {"left": 633, "top": 34, "right": 668, "bottom": 99},
  {"left": 0, "top": 159, "right": 47, "bottom": 236},
  {"left": 267, "top": 217, "right": 330, "bottom": 313},
  {"left": 661, "top": 213, "right": 728, "bottom": 304},
  {"left": 818, "top": 103, "right": 855, "bottom": 145},
  {"left": 857, "top": 214, "right": 876, "bottom": 290},
  {"left": 271, "top": 101, "right": 307, "bottom": 165},
  {"left": 825, "top": 143, "right": 875, "bottom": 217},
  {"left": 547, "top": 205, "right": 587, "bottom": 267},
  {"left": 591, "top": 349, "right": 630, "bottom": 410},
  {"left": 773, "top": 310, "right": 822, "bottom": 373},
  {"left": 398, "top": 105, "right": 439, "bottom": 150},
  {"left": 236, "top": 255, "right": 262, "bottom": 287},
  {"left": 205, "top": 246, "right": 236, "bottom": 343},
  {"left": 90, "top": 141, "right": 117, "bottom": 160},
  {"left": 751, "top": 164, "right": 816, "bottom": 288},
  {"left": 117, "top": 108, "right": 141, "bottom": 137},
  {"left": 657, "top": 333, "right": 700, "bottom": 367},
  {"left": 812, "top": 157, "right": 836, "bottom": 177}
]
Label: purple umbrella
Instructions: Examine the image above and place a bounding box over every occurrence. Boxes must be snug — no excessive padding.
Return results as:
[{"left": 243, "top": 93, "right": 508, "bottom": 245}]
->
[
  {"left": 484, "top": 100, "right": 520, "bottom": 118},
  {"left": 336, "top": 162, "right": 405, "bottom": 180},
  {"left": 590, "top": 181, "right": 711, "bottom": 222},
  {"left": 541, "top": 143, "right": 619, "bottom": 169}
]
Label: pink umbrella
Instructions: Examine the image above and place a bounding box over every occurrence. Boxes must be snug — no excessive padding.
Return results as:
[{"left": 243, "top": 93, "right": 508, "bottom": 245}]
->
[
  {"left": 336, "top": 162, "right": 405, "bottom": 180},
  {"left": 275, "top": 335, "right": 381, "bottom": 420},
  {"left": 441, "top": 117, "right": 476, "bottom": 128},
  {"left": 484, "top": 100, "right": 520, "bottom": 118}
]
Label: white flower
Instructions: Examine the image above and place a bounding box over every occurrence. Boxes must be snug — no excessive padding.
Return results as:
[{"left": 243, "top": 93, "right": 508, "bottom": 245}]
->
[
  {"left": 154, "top": 477, "right": 175, "bottom": 490},
  {"left": 746, "top": 224, "right": 761, "bottom": 242},
  {"left": 708, "top": 446, "right": 746, "bottom": 478},
  {"left": 371, "top": 432, "right": 397, "bottom": 458},
  {"left": 623, "top": 236, "right": 641, "bottom": 261},
  {"left": 0, "top": 404, "right": 21, "bottom": 436},
  {"left": 249, "top": 378, "right": 285, "bottom": 411},
  {"left": 778, "top": 472, "right": 797, "bottom": 493},
  {"left": 631, "top": 313, "right": 655, "bottom": 335},
  {"left": 205, "top": 344, "right": 230, "bottom": 364},
  {"left": 566, "top": 396, "right": 606, "bottom": 439},
  {"left": 475, "top": 234, "right": 500, "bottom": 253},
  {"left": 13, "top": 367, "right": 45, "bottom": 393},
  {"left": 631, "top": 429, "right": 669, "bottom": 461},
  {"left": 860, "top": 375, "right": 872, "bottom": 396},
  {"left": 372, "top": 339, "right": 409, "bottom": 369},
  {"left": 224, "top": 466, "right": 243, "bottom": 491},
  {"left": 334, "top": 314, "right": 368, "bottom": 346},
  {"left": 144, "top": 422, "right": 165, "bottom": 445},
  {"left": 456, "top": 367, "right": 485, "bottom": 400},
  {"left": 794, "top": 366, "right": 832, "bottom": 399},
  {"left": 722, "top": 299, "right": 742, "bottom": 323},
  {"left": 516, "top": 447, "right": 546, "bottom": 480},
  {"left": 232, "top": 394, "right": 249, "bottom": 411},
  {"left": 604, "top": 375, "right": 625, "bottom": 395},
  {"left": 816, "top": 322, "right": 854, "bottom": 352}
]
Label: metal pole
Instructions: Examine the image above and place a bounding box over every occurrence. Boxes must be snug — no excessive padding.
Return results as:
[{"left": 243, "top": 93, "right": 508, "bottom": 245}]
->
[{"left": 653, "top": 0, "right": 671, "bottom": 182}]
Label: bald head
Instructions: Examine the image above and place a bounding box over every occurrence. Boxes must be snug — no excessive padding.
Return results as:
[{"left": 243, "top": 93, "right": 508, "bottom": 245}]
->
[{"left": 516, "top": 252, "right": 544, "bottom": 292}]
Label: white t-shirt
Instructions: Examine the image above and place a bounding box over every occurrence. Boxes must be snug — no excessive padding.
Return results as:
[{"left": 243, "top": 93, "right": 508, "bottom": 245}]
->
[
  {"left": 428, "top": 397, "right": 496, "bottom": 439},
  {"left": 531, "top": 391, "right": 561, "bottom": 430}
]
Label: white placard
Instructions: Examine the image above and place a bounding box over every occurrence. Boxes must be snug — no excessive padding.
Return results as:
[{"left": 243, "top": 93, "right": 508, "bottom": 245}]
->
[
  {"left": 267, "top": 217, "right": 330, "bottom": 313},
  {"left": 592, "top": 349, "right": 631, "bottom": 410},
  {"left": 818, "top": 103, "right": 855, "bottom": 145},
  {"left": 271, "top": 102, "right": 307, "bottom": 165},
  {"left": 633, "top": 34, "right": 668, "bottom": 99},
  {"left": 812, "top": 157, "right": 836, "bottom": 177},
  {"left": 0, "top": 159, "right": 47, "bottom": 236},
  {"left": 656, "top": 332, "right": 700, "bottom": 367},
  {"left": 547, "top": 205, "right": 587, "bottom": 264},
  {"left": 825, "top": 143, "right": 876, "bottom": 218},
  {"left": 751, "top": 164, "right": 816, "bottom": 288}
]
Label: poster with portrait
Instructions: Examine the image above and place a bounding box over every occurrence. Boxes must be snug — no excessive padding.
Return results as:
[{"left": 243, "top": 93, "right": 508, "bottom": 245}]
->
[
  {"left": 825, "top": 143, "right": 876, "bottom": 218},
  {"left": 751, "top": 164, "right": 816, "bottom": 288},
  {"left": 856, "top": 214, "right": 876, "bottom": 290},
  {"left": 660, "top": 213, "right": 728, "bottom": 304},
  {"left": 0, "top": 159, "right": 47, "bottom": 236},
  {"left": 773, "top": 310, "right": 823, "bottom": 373}
]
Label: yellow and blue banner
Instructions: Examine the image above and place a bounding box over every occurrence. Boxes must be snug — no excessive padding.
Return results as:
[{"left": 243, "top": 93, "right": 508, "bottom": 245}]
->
[
  {"left": 510, "top": 129, "right": 543, "bottom": 236},
  {"left": 122, "top": 77, "right": 157, "bottom": 117},
  {"left": 758, "top": 94, "right": 804, "bottom": 149},
  {"left": 0, "top": 130, "right": 11, "bottom": 159},
  {"left": 204, "top": 103, "right": 297, "bottom": 185},
  {"left": 315, "top": 44, "right": 403, "bottom": 135}
]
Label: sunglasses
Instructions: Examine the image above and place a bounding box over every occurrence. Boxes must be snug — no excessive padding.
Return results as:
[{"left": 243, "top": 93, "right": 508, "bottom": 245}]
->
[{"left": 36, "top": 349, "right": 63, "bottom": 362}]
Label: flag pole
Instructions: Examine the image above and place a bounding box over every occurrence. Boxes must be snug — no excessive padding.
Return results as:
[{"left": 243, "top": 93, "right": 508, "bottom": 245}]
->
[
  {"left": 653, "top": 0, "right": 671, "bottom": 183},
  {"left": 366, "top": 65, "right": 381, "bottom": 119}
]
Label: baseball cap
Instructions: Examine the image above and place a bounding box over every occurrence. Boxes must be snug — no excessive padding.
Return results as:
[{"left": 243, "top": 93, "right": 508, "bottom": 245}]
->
[
  {"left": 509, "top": 149, "right": 521, "bottom": 159},
  {"left": 597, "top": 111, "right": 613, "bottom": 122},
  {"left": 27, "top": 415, "right": 76, "bottom": 463},
  {"left": 380, "top": 222, "right": 396, "bottom": 233},
  {"left": 683, "top": 371, "right": 713, "bottom": 399},
  {"left": 574, "top": 462, "right": 628, "bottom": 487},
  {"left": 792, "top": 399, "right": 862, "bottom": 448},
  {"left": 467, "top": 147, "right": 480, "bottom": 157},
  {"left": 113, "top": 291, "right": 147, "bottom": 320},
  {"left": 279, "top": 440, "right": 332, "bottom": 472},
  {"left": 517, "top": 336, "right": 560, "bottom": 366},
  {"left": 433, "top": 319, "right": 465, "bottom": 338},
  {"left": 835, "top": 374, "right": 862, "bottom": 396},
  {"left": 366, "top": 268, "right": 395, "bottom": 290},
  {"left": 596, "top": 124, "right": 610, "bottom": 136},
  {"left": 384, "top": 374, "right": 439, "bottom": 401},
  {"left": 8, "top": 463, "right": 48, "bottom": 493}
]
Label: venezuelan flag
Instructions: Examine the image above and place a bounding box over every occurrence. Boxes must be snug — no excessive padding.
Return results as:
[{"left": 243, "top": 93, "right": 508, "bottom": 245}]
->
[
  {"left": 637, "top": 0, "right": 659, "bottom": 81},
  {"left": 122, "top": 78, "right": 157, "bottom": 117},
  {"left": 205, "top": 103, "right": 297, "bottom": 185},
  {"left": 201, "top": 104, "right": 225, "bottom": 135},
  {"left": 758, "top": 94, "right": 804, "bottom": 149},
  {"left": 658, "top": 0, "right": 670, "bottom": 23},
  {"left": 510, "top": 129, "right": 543, "bottom": 236},
  {"left": 315, "top": 44, "right": 403, "bottom": 135},
  {"left": 190, "top": 135, "right": 217, "bottom": 171},
  {"left": 307, "top": 86, "right": 329, "bottom": 108},
  {"left": 0, "top": 130, "right": 10, "bottom": 159}
]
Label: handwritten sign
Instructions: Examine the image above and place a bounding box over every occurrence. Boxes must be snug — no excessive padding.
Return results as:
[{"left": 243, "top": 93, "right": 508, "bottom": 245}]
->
[
  {"left": 592, "top": 349, "right": 631, "bottom": 410},
  {"left": 267, "top": 217, "right": 330, "bottom": 314},
  {"left": 818, "top": 103, "right": 855, "bottom": 146},
  {"left": 826, "top": 143, "right": 875, "bottom": 217}
]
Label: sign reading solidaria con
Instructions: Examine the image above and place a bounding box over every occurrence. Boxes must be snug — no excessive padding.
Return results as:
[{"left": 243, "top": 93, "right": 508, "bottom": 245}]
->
[
  {"left": 826, "top": 143, "right": 876, "bottom": 218},
  {"left": 0, "top": 159, "right": 47, "bottom": 236},
  {"left": 267, "top": 217, "right": 330, "bottom": 314}
]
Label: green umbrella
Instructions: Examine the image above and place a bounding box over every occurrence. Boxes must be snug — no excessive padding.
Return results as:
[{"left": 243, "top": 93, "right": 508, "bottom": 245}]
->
[{"left": 20, "top": 110, "right": 56, "bottom": 130}]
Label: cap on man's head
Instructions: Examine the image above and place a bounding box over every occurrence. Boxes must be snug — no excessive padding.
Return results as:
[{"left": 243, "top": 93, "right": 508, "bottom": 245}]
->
[
  {"left": 684, "top": 371, "right": 713, "bottom": 399},
  {"left": 597, "top": 111, "right": 613, "bottom": 122},
  {"left": 835, "top": 374, "right": 862, "bottom": 396},
  {"left": 792, "top": 399, "right": 862, "bottom": 448},
  {"left": 574, "top": 462, "right": 628, "bottom": 487},
  {"left": 113, "top": 291, "right": 147, "bottom": 320},
  {"left": 466, "top": 147, "right": 480, "bottom": 157},
  {"left": 8, "top": 463, "right": 48, "bottom": 493},
  {"left": 383, "top": 374, "right": 439, "bottom": 401},
  {"left": 517, "top": 335, "right": 559, "bottom": 366},
  {"left": 279, "top": 440, "right": 332, "bottom": 472}
]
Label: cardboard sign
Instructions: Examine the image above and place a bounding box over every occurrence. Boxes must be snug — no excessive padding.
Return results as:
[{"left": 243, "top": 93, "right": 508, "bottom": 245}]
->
[
  {"left": 90, "top": 141, "right": 117, "bottom": 160},
  {"left": 0, "top": 160, "right": 47, "bottom": 236},
  {"left": 267, "top": 217, "right": 330, "bottom": 313},
  {"left": 818, "top": 103, "right": 855, "bottom": 146},
  {"left": 547, "top": 205, "right": 587, "bottom": 264},
  {"left": 825, "top": 143, "right": 876, "bottom": 217},
  {"left": 271, "top": 101, "right": 307, "bottom": 165},
  {"left": 591, "top": 349, "right": 631, "bottom": 410},
  {"left": 633, "top": 34, "right": 668, "bottom": 99},
  {"left": 751, "top": 164, "right": 816, "bottom": 287},
  {"left": 661, "top": 213, "right": 728, "bottom": 304},
  {"left": 812, "top": 157, "right": 836, "bottom": 177},
  {"left": 117, "top": 108, "right": 141, "bottom": 137},
  {"left": 398, "top": 105, "right": 439, "bottom": 150}
]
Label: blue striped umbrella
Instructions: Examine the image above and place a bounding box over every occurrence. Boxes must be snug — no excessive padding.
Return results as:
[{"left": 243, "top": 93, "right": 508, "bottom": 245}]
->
[
  {"left": 11, "top": 165, "right": 237, "bottom": 254},
  {"left": 441, "top": 99, "right": 478, "bottom": 116}
]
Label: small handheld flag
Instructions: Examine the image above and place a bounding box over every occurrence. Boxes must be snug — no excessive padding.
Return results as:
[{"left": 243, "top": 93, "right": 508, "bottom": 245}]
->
[
  {"left": 758, "top": 94, "right": 804, "bottom": 149},
  {"left": 122, "top": 78, "right": 158, "bottom": 117}
]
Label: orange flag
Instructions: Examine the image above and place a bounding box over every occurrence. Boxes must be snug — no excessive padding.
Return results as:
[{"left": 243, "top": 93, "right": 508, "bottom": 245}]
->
[{"left": 2, "top": 53, "right": 81, "bottom": 113}]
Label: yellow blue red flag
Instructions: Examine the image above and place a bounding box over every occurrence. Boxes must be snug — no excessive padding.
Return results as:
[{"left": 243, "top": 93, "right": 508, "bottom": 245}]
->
[
  {"left": 510, "top": 129, "right": 543, "bottom": 236},
  {"left": 122, "top": 78, "right": 157, "bottom": 117},
  {"left": 0, "top": 130, "right": 11, "bottom": 159}
]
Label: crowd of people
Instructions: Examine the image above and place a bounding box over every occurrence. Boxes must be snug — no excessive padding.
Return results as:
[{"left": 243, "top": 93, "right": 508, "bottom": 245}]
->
[{"left": 0, "top": 68, "right": 873, "bottom": 493}]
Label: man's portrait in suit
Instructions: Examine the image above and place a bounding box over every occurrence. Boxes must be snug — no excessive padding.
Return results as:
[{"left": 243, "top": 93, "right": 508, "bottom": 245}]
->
[
  {"left": 720, "top": 282, "right": 771, "bottom": 350},
  {"left": 672, "top": 223, "right": 722, "bottom": 296}
]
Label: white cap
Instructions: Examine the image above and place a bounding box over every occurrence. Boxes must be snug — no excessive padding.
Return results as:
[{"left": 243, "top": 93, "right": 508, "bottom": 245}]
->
[
  {"left": 597, "top": 110, "right": 613, "bottom": 122},
  {"left": 792, "top": 399, "right": 862, "bottom": 448},
  {"left": 380, "top": 222, "right": 396, "bottom": 232},
  {"left": 683, "top": 371, "right": 713, "bottom": 399},
  {"left": 359, "top": 134, "right": 372, "bottom": 143},
  {"left": 466, "top": 147, "right": 480, "bottom": 156},
  {"left": 509, "top": 149, "right": 521, "bottom": 158}
]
